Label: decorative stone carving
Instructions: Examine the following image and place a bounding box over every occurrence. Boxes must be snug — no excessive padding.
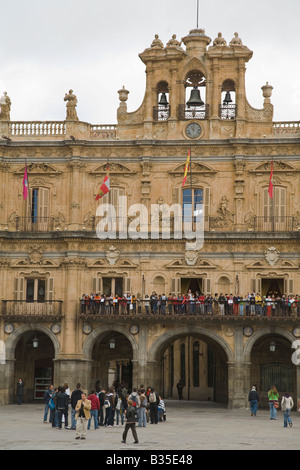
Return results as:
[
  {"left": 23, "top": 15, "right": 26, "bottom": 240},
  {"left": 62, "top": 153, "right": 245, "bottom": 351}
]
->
[
  {"left": 210, "top": 196, "right": 234, "bottom": 229},
  {"left": 265, "top": 246, "right": 280, "bottom": 266},
  {"left": 213, "top": 32, "right": 227, "bottom": 46},
  {"left": 185, "top": 250, "right": 198, "bottom": 266},
  {"left": 106, "top": 245, "right": 120, "bottom": 265}
]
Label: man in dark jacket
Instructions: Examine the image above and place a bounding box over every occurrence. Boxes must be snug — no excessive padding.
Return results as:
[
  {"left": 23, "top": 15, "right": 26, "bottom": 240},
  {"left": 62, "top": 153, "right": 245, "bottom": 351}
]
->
[
  {"left": 56, "top": 386, "right": 70, "bottom": 429},
  {"left": 121, "top": 399, "right": 138, "bottom": 444},
  {"left": 248, "top": 386, "right": 259, "bottom": 416},
  {"left": 70, "top": 383, "right": 83, "bottom": 429}
]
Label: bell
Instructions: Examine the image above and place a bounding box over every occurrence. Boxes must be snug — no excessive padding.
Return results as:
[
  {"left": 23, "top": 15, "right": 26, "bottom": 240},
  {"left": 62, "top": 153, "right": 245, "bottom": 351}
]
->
[
  {"left": 186, "top": 86, "right": 204, "bottom": 107},
  {"left": 158, "top": 92, "right": 168, "bottom": 106},
  {"left": 223, "top": 91, "right": 232, "bottom": 105}
]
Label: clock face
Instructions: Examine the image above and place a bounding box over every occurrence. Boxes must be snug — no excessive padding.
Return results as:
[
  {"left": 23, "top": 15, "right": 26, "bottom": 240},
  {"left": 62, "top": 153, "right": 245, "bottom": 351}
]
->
[{"left": 186, "top": 122, "right": 201, "bottom": 139}]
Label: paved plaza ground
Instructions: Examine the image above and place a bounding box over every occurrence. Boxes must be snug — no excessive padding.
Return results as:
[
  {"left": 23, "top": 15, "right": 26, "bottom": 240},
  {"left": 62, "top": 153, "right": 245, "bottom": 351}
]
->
[{"left": 0, "top": 399, "right": 299, "bottom": 452}]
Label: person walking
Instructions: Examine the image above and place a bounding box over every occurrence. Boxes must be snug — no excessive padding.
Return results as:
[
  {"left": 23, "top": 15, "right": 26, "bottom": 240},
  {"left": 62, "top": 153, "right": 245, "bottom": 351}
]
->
[
  {"left": 121, "top": 399, "right": 139, "bottom": 444},
  {"left": 248, "top": 386, "right": 259, "bottom": 416},
  {"left": 138, "top": 393, "right": 147, "bottom": 427},
  {"left": 268, "top": 385, "right": 280, "bottom": 420},
  {"left": 16, "top": 378, "right": 24, "bottom": 405},
  {"left": 149, "top": 388, "right": 159, "bottom": 424},
  {"left": 87, "top": 390, "right": 100, "bottom": 430},
  {"left": 281, "top": 392, "right": 294, "bottom": 428},
  {"left": 75, "top": 393, "right": 91, "bottom": 440}
]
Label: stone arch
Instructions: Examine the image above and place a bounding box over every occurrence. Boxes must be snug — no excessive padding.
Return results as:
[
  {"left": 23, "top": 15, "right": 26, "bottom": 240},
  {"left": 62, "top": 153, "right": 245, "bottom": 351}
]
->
[
  {"left": 243, "top": 326, "right": 295, "bottom": 363},
  {"left": 5, "top": 324, "right": 60, "bottom": 361},
  {"left": 148, "top": 325, "right": 233, "bottom": 363},
  {"left": 82, "top": 324, "right": 139, "bottom": 362}
]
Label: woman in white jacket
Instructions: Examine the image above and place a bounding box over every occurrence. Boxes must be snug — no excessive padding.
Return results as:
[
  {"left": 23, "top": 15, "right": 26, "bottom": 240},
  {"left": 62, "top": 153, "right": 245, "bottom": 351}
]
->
[{"left": 281, "top": 392, "right": 294, "bottom": 428}]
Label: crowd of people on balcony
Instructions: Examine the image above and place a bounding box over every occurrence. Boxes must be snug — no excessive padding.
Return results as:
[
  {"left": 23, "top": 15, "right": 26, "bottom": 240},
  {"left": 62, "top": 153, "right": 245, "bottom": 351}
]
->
[{"left": 80, "top": 291, "right": 300, "bottom": 317}]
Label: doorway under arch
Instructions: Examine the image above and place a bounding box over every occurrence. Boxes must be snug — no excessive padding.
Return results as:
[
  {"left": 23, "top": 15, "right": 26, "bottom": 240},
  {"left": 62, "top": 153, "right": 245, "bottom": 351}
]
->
[{"left": 149, "top": 327, "right": 232, "bottom": 405}]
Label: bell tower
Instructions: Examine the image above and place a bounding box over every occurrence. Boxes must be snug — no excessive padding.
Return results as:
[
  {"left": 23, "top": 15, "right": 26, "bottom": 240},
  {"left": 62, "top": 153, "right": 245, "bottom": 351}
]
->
[{"left": 116, "top": 28, "right": 274, "bottom": 140}]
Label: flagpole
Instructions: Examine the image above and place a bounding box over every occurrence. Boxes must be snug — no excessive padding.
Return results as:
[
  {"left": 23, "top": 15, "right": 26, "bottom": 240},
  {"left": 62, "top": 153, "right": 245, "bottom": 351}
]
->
[{"left": 272, "top": 159, "right": 275, "bottom": 232}]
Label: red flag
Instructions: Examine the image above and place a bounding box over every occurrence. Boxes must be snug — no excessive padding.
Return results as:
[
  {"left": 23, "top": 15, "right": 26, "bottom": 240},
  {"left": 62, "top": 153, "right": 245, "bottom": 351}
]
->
[
  {"left": 182, "top": 150, "right": 190, "bottom": 187},
  {"left": 268, "top": 160, "right": 273, "bottom": 198},
  {"left": 23, "top": 163, "right": 29, "bottom": 200},
  {"left": 95, "top": 165, "right": 110, "bottom": 200}
]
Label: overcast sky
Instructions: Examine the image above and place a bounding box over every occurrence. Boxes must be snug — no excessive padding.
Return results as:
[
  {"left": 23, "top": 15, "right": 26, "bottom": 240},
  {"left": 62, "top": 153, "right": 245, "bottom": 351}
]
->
[{"left": 0, "top": 0, "right": 299, "bottom": 124}]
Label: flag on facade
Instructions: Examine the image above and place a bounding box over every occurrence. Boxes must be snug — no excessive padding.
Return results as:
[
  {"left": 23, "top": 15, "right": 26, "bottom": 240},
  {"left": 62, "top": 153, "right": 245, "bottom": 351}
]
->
[
  {"left": 182, "top": 149, "right": 191, "bottom": 187},
  {"left": 23, "top": 162, "right": 29, "bottom": 200},
  {"left": 268, "top": 159, "right": 274, "bottom": 198},
  {"left": 95, "top": 164, "right": 110, "bottom": 200}
]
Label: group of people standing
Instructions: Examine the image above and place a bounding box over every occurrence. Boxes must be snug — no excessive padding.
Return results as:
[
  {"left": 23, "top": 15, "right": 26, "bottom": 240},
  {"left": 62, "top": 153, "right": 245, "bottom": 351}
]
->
[
  {"left": 43, "top": 381, "right": 166, "bottom": 442},
  {"left": 80, "top": 291, "right": 300, "bottom": 317},
  {"left": 248, "top": 385, "right": 295, "bottom": 428}
]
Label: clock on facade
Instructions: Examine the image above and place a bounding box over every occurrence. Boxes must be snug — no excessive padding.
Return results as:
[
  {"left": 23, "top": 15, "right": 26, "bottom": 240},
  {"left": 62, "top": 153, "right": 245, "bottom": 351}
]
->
[{"left": 185, "top": 122, "right": 201, "bottom": 139}]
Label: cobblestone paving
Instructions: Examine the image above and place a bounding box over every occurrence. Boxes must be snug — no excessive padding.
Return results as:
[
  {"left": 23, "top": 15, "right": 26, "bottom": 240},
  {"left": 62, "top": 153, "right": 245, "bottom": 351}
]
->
[{"left": 0, "top": 400, "right": 299, "bottom": 451}]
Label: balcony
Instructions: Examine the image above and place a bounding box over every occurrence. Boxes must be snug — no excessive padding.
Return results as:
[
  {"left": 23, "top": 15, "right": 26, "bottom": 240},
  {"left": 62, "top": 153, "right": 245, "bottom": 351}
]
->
[
  {"left": 2, "top": 300, "right": 63, "bottom": 321},
  {"left": 79, "top": 299, "right": 299, "bottom": 321},
  {"left": 253, "top": 216, "right": 295, "bottom": 232}
]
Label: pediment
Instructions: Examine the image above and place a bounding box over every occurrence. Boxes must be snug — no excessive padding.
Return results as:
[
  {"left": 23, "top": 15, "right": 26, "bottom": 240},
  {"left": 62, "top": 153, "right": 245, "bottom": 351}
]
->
[
  {"left": 91, "top": 162, "right": 135, "bottom": 175},
  {"left": 169, "top": 162, "right": 216, "bottom": 175},
  {"left": 16, "top": 163, "right": 61, "bottom": 175},
  {"left": 250, "top": 161, "right": 296, "bottom": 173}
]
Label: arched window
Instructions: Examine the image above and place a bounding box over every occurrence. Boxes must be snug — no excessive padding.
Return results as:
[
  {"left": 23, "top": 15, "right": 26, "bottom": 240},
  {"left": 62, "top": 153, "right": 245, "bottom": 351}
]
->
[
  {"left": 220, "top": 79, "right": 236, "bottom": 119},
  {"left": 154, "top": 81, "right": 170, "bottom": 121},
  {"left": 178, "top": 70, "right": 208, "bottom": 120}
]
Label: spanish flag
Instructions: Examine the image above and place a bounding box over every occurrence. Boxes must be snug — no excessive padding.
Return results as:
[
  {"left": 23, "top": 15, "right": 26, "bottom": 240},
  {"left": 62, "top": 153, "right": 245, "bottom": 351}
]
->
[
  {"left": 268, "top": 159, "right": 273, "bottom": 199},
  {"left": 95, "top": 164, "right": 110, "bottom": 200},
  {"left": 182, "top": 149, "right": 190, "bottom": 187}
]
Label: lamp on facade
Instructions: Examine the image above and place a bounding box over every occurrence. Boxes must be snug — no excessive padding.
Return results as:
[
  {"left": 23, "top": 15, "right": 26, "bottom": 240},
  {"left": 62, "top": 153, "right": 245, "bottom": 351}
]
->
[
  {"left": 270, "top": 341, "right": 276, "bottom": 352},
  {"left": 109, "top": 338, "right": 116, "bottom": 349},
  {"left": 33, "top": 337, "right": 39, "bottom": 348}
]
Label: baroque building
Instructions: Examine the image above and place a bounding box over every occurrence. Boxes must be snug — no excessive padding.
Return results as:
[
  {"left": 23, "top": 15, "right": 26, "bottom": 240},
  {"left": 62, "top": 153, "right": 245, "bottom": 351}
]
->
[{"left": 0, "top": 27, "right": 299, "bottom": 408}]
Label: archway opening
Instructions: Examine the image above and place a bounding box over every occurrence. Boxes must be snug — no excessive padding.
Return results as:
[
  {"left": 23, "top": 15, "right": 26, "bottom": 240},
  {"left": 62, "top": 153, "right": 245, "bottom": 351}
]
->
[
  {"left": 250, "top": 333, "right": 296, "bottom": 407},
  {"left": 160, "top": 333, "right": 228, "bottom": 404},
  {"left": 14, "top": 330, "right": 54, "bottom": 402},
  {"left": 91, "top": 331, "right": 133, "bottom": 393}
]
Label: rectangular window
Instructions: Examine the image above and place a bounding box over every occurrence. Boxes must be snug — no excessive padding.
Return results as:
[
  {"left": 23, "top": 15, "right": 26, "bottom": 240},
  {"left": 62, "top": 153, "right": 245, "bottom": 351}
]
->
[{"left": 183, "top": 188, "right": 203, "bottom": 222}]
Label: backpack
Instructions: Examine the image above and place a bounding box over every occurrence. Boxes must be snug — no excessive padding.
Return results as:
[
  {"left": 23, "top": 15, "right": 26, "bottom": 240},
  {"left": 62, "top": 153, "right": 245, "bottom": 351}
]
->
[
  {"left": 116, "top": 397, "right": 122, "bottom": 411},
  {"left": 149, "top": 392, "right": 156, "bottom": 403},
  {"left": 104, "top": 398, "right": 111, "bottom": 408}
]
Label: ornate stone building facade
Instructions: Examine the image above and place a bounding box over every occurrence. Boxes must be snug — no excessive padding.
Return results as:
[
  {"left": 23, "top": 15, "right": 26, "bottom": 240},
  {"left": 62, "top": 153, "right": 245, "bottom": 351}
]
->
[{"left": 0, "top": 28, "right": 299, "bottom": 407}]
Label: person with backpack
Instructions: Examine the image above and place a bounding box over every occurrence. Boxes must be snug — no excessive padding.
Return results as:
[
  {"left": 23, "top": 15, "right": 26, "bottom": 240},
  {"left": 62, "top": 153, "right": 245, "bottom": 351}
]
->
[
  {"left": 104, "top": 387, "right": 115, "bottom": 427},
  {"left": 149, "top": 388, "right": 159, "bottom": 424}
]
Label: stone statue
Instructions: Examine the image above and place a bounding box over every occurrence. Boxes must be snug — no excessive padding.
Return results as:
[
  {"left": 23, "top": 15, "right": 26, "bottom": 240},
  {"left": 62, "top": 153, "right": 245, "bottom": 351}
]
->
[
  {"left": 64, "top": 89, "right": 78, "bottom": 121},
  {"left": 166, "top": 34, "right": 182, "bottom": 47},
  {"left": 213, "top": 32, "right": 227, "bottom": 46},
  {"left": 0, "top": 92, "right": 11, "bottom": 120},
  {"left": 151, "top": 34, "right": 164, "bottom": 48},
  {"left": 229, "top": 32, "right": 243, "bottom": 46}
]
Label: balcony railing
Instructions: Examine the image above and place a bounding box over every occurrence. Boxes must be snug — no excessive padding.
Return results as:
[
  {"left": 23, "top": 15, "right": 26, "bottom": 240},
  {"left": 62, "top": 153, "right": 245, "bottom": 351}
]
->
[
  {"left": 253, "top": 216, "right": 295, "bottom": 232},
  {"left": 7, "top": 216, "right": 55, "bottom": 232},
  {"left": 219, "top": 104, "right": 236, "bottom": 120},
  {"left": 153, "top": 105, "right": 171, "bottom": 121},
  {"left": 79, "top": 299, "right": 300, "bottom": 319},
  {"left": 2, "top": 300, "right": 63, "bottom": 319},
  {"left": 177, "top": 104, "right": 209, "bottom": 120}
]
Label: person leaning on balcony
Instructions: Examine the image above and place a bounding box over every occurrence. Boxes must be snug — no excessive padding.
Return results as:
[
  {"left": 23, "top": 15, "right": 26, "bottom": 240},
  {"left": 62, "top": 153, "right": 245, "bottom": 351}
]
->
[
  {"left": 255, "top": 293, "right": 262, "bottom": 315},
  {"left": 75, "top": 393, "right": 91, "bottom": 440}
]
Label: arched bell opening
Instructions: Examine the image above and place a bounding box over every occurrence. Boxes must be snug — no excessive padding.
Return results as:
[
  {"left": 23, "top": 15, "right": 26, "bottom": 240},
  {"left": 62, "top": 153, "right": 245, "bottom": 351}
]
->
[
  {"left": 220, "top": 79, "right": 236, "bottom": 119},
  {"left": 153, "top": 80, "right": 170, "bottom": 121},
  {"left": 179, "top": 70, "right": 208, "bottom": 120}
]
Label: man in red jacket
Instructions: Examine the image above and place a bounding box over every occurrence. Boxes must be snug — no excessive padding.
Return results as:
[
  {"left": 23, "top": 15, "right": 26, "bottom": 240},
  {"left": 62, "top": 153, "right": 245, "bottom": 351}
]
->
[{"left": 87, "top": 390, "right": 100, "bottom": 430}]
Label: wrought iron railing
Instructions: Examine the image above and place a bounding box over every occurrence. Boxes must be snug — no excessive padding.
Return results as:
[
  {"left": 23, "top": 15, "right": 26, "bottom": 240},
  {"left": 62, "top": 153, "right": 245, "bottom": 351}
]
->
[
  {"left": 177, "top": 103, "right": 209, "bottom": 120},
  {"left": 2, "top": 300, "right": 63, "bottom": 318},
  {"left": 219, "top": 104, "right": 237, "bottom": 120},
  {"left": 79, "top": 298, "right": 300, "bottom": 318},
  {"left": 153, "top": 105, "right": 171, "bottom": 121},
  {"left": 253, "top": 216, "right": 295, "bottom": 232}
]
